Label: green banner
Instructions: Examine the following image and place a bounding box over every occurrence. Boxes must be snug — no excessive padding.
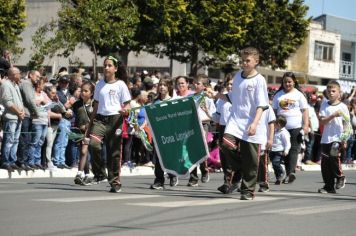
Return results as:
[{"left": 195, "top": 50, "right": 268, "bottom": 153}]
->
[{"left": 145, "top": 96, "right": 209, "bottom": 177}]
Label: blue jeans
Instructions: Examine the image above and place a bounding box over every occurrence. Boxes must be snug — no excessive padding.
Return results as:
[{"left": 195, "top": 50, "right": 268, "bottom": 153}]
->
[
  {"left": 345, "top": 134, "right": 355, "bottom": 163},
  {"left": 269, "top": 151, "right": 285, "bottom": 180},
  {"left": 17, "top": 117, "right": 32, "bottom": 164},
  {"left": 1, "top": 120, "right": 22, "bottom": 165},
  {"left": 53, "top": 119, "right": 71, "bottom": 165},
  {"left": 28, "top": 124, "right": 48, "bottom": 165}
]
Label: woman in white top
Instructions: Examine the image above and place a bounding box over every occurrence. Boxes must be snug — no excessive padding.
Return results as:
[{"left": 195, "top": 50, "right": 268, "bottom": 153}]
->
[
  {"left": 86, "top": 56, "right": 131, "bottom": 193},
  {"left": 272, "top": 72, "right": 309, "bottom": 184}
]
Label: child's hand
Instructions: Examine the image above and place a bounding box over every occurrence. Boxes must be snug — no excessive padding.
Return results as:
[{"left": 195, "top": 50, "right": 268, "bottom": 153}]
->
[
  {"left": 332, "top": 110, "right": 342, "bottom": 118},
  {"left": 247, "top": 123, "right": 257, "bottom": 136}
]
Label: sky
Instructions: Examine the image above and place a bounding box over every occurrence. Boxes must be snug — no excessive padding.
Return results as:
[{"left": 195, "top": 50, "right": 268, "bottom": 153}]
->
[{"left": 304, "top": 0, "right": 356, "bottom": 20}]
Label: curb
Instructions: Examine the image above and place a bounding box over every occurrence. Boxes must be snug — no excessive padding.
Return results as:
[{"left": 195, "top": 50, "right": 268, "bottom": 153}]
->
[
  {"left": 1, "top": 164, "right": 355, "bottom": 179},
  {"left": 0, "top": 166, "right": 155, "bottom": 179}
]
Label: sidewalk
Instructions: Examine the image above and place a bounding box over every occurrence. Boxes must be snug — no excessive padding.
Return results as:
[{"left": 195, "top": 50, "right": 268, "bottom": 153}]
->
[{"left": 1, "top": 163, "right": 356, "bottom": 179}]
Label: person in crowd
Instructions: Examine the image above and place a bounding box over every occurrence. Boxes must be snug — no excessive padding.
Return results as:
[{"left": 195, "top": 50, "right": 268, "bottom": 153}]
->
[
  {"left": 122, "top": 87, "right": 141, "bottom": 166},
  {"left": 0, "top": 67, "right": 25, "bottom": 171},
  {"left": 220, "top": 47, "right": 269, "bottom": 200},
  {"left": 174, "top": 76, "right": 194, "bottom": 97},
  {"left": 28, "top": 77, "right": 49, "bottom": 170},
  {"left": 269, "top": 115, "right": 291, "bottom": 185},
  {"left": 17, "top": 70, "right": 41, "bottom": 171},
  {"left": 272, "top": 72, "right": 309, "bottom": 184},
  {"left": 53, "top": 75, "right": 75, "bottom": 169},
  {"left": 73, "top": 81, "right": 95, "bottom": 185},
  {"left": 187, "top": 74, "right": 216, "bottom": 187},
  {"left": 0, "top": 49, "right": 12, "bottom": 73},
  {"left": 257, "top": 104, "right": 276, "bottom": 193},
  {"left": 304, "top": 93, "right": 319, "bottom": 165},
  {"left": 86, "top": 56, "right": 131, "bottom": 193},
  {"left": 150, "top": 76, "right": 178, "bottom": 189},
  {"left": 44, "top": 86, "right": 66, "bottom": 170},
  {"left": 345, "top": 98, "right": 356, "bottom": 164},
  {"left": 318, "top": 80, "right": 350, "bottom": 194}
]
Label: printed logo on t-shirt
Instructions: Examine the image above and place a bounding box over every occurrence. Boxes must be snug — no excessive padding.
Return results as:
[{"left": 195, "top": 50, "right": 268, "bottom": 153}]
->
[
  {"left": 247, "top": 85, "right": 254, "bottom": 91},
  {"left": 279, "top": 98, "right": 296, "bottom": 110},
  {"left": 109, "top": 90, "right": 116, "bottom": 95}
]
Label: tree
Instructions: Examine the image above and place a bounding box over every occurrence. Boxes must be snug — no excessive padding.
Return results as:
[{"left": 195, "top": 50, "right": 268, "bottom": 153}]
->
[
  {"left": 136, "top": 0, "right": 255, "bottom": 76},
  {"left": 0, "top": 0, "right": 26, "bottom": 57},
  {"left": 137, "top": 0, "right": 310, "bottom": 75},
  {"left": 30, "top": 0, "right": 139, "bottom": 76},
  {"left": 244, "top": 0, "right": 310, "bottom": 69}
]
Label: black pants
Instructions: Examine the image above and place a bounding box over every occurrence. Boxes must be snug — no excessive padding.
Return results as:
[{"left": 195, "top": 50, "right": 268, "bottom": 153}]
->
[
  {"left": 321, "top": 143, "right": 344, "bottom": 190},
  {"left": 285, "top": 128, "right": 302, "bottom": 175}
]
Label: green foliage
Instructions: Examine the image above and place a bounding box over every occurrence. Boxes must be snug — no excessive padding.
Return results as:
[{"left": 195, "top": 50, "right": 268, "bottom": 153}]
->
[
  {"left": 136, "top": 0, "right": 255, "bottom": 75},
  {"left": 31, "top": 0, "right": 139, "bottom": 68},
  {"left": 244, "top": 0, "right": 311, "bottom": 69},
  {"left": 0, "top": 0, "right": 26, "bottom": 56}
]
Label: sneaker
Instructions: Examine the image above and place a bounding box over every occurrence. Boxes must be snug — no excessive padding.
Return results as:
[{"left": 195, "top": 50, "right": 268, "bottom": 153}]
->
[
  {"left": 110, "top": 184, "right": 122, "bottom": 193},
  {"left": 240, "top": 192, "right": 254, "bottom": 200},
  {"left": 91, "top": 176, "right": 108, "bottom": 185},
  {"left": 318, "top": 188, "right": 336, "bottom": 194},
  {"left": 187, "top": 179, "right": 198, "bottom": 187},
  {"left": 287, "top": 173, "right": 296, "bottom": 184},
  {"left": 258, "top": 186, "right": 270, "bottom": 193},
  {"left": 74, "top": 175, "right": 84, "bottom": 185},
  {"left": 201, "top": 173, "right": 210, "bottom": 183},
  {"left": 335, "top": 176, "right": 346, "bottom": 189},
  {"left": 169, "top": 176, "right": 179, "bottom": 187},
  {"left": 217, "top": 184, "right": 231, "bottom": 194},
  {"left": 150, "top": 182, "right": 164, "bottom": 190},
  {"left": 275, "top": 179, "right": 281, "bottom": 185},
  {"left": 305, "top": 160, "right": 317, "bottom": 165},
  {"left": 82, "top": 176, "right": 93, "bottom": 186}
]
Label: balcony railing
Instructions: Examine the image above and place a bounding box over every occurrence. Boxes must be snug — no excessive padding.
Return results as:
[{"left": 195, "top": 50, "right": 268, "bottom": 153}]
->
[{"left": 340, "top": 60, "right": 354, "bottom": 79}]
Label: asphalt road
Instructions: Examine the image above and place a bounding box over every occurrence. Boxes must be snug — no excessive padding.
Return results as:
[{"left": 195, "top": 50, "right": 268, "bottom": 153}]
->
[{"left": 1, "top": 170, "right": 356, "bottom": 236}]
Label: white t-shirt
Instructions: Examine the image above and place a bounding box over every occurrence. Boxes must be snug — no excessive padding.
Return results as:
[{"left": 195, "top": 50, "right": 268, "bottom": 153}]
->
[
  {"left": 94, "top": 79, "right": 131, "bottom": 115},
  {"left": 272, "top": 127, "right": 291, "bottom": 153},
  {"left": 260, "top": 105, "right": 276, "bottom": 150},
  {"left": 320, "top": 101, "right": 350, "bottom": 144},
  {"left": 272, "top": 89, "right": 308, "bottom": 129},
  {"left": 215, "top": 95, "right": 232, "bottom": 126},
  {"left": 224, "top": 71, "right": 269, "bottom": 144},
  {"left": 197, "top": 96, "right": 216, "bottom": 122}
]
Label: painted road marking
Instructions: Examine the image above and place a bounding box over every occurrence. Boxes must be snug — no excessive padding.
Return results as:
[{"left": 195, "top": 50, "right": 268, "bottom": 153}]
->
[
  {"left": 35, "top": 194, "right": 162, "bottom": 203},
  {"left": 262, "top": 203, "right": 356, "bottom": 215}
]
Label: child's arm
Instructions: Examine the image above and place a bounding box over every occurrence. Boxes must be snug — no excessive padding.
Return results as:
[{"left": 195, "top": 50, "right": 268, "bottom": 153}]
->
[
  {"left": 248, "top": 107, "right": 264, "bottom": 136},
  {"left": 281, "top": 131, "right": 291, "bottom": 156},
  {"left": 266, "top": 122, "right": 275, "bottom": 150},
  {"left": 319, "top": 110, "right": 342, "bottom": 125},
  {"left": 302, "top": 108, "right": 309, "bottom": 134}
]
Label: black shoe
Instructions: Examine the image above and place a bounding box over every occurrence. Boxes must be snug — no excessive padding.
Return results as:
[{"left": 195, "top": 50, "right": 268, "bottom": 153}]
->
[
  {"left": 20, "top": 164, "right": 33, "bottom": 171},
  {"left": 35, "top": 164, "right": 45, "bottom": 170},
  {"left": 318, "top": 188, "right": 336, "bottom": 194},
  {"left": 169, "top": 176, "right": 178, "bottom": 187},
  {"left": 335, "top": 176, "right": 346, "bottom": 189},
  {"left": 57, "top": 163, "right": 71, "bottom": 169},
  {"left": 150, "top": 182, "right": 165, "bottom": 190},
  {"left": 218, "top": 184, "right": 232, "bottom": 194},
  {"left": 110, "top": 183, "right": 122, "bottom": 193},
  {"left": 201, "top": 173, "right": 210, "bottom": 183},
  {"left": 288, "top": 173, "right": 296, "bottom": 184},
  {"left": 275, "top": 179, "right": 281, "bottom": 185},
  {"left": 258, "top": 186, "right": 270, "bottom": 193},
  {"left": 1, "top": 164, "right": 14, "bottom": 172},
  {"left": 240, "top": 192, "right": 254, "bottom": 200},
  {"left": 187, "top": 178, "right": 198, "bottom": 187},
  {"left": 28, "top": 164, "right": 38, "bottom": 170},
  {"left": 74, "top": 175, "right": 84, "bottom": 185},
  {"left": 10, "top": 164, "right": 20, "bottom": 170}
]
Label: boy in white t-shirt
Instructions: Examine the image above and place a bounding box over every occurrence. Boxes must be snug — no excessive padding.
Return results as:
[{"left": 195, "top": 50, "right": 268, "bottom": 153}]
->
[
  {"left": 220, "top": 47, "right": 269, "bottom": 200},
  {"left": 318, "top": 81, "right": 350, "bottom": 194},
  {"left": 269, "top": 116, "right": 291, "bottom": 185}
]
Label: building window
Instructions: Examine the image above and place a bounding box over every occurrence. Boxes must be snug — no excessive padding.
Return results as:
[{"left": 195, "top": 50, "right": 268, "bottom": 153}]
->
[
  {"left": 314, "top": 41, "right": 334, "bottom": 61},
  {"left": 267, "top": 75, "right": 274, "bottom": 84}
]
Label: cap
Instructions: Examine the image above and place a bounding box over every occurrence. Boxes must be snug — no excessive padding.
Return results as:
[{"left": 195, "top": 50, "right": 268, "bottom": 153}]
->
[{"left": 151, "top": 76, "right": 159, "bottom": 85}]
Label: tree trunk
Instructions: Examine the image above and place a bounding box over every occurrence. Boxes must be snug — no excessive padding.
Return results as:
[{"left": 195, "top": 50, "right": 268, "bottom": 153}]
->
[
  {"left": 190, "top": 47, "right": 199, "bottom": 77},
  {"left": 91, "top": 41, "right": 98, "bottom": 81}
]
